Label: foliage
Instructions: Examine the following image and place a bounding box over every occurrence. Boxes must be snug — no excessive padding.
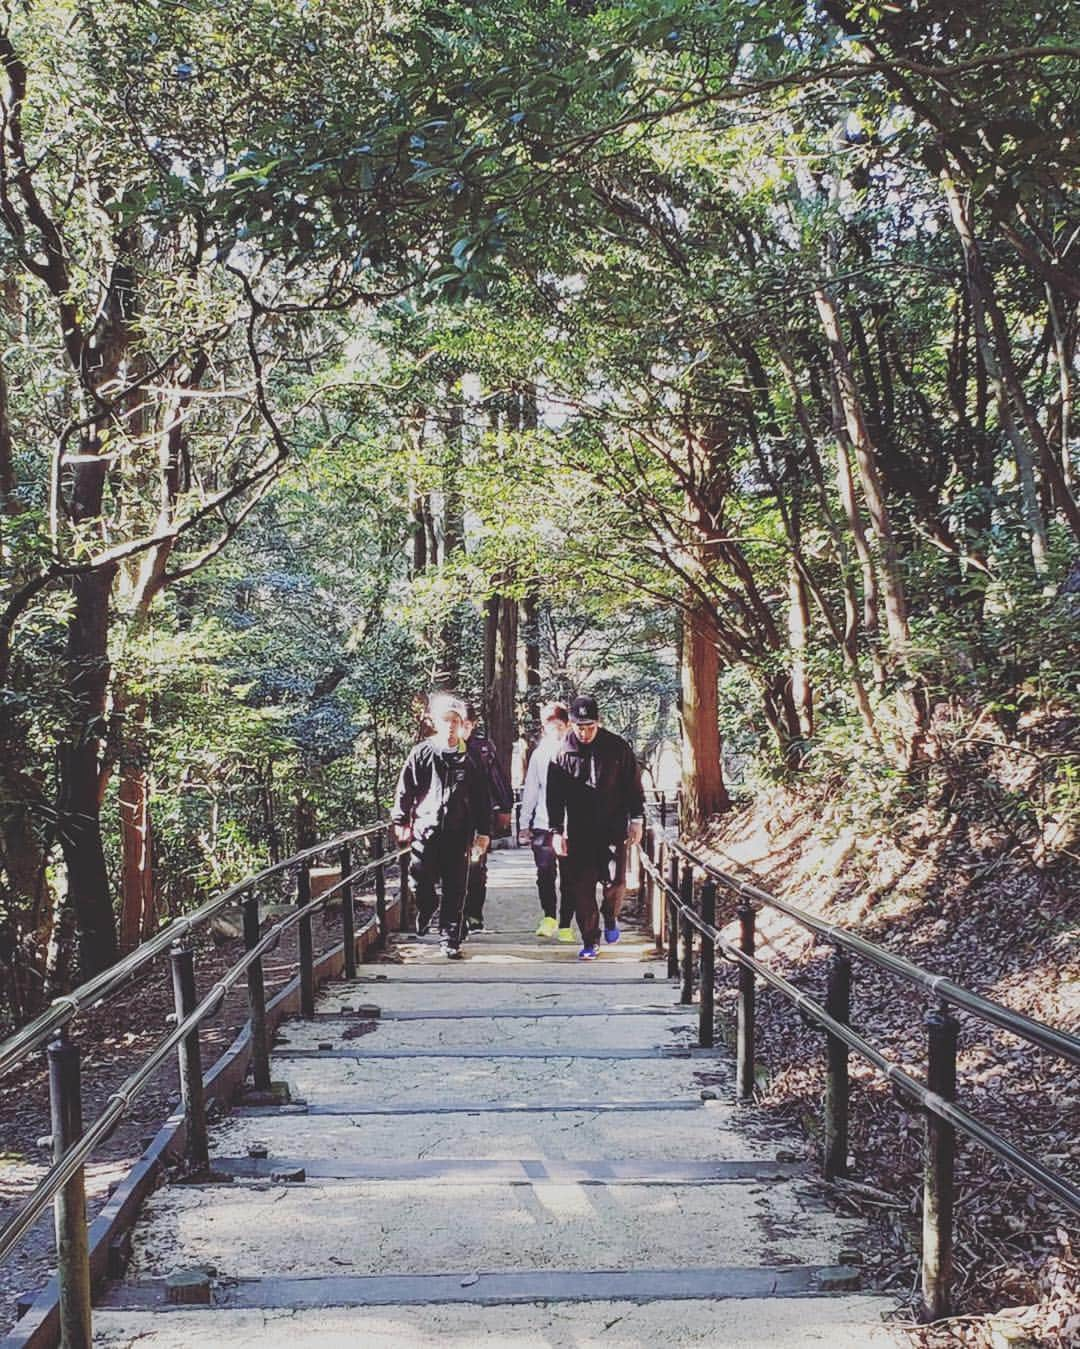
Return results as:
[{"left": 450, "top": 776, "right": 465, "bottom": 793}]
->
[{"left": 1, "top": 0, "right": 1078, "bottom": 1015}]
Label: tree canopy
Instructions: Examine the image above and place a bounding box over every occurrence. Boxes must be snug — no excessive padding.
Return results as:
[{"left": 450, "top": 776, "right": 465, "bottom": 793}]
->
[{"left": 1, "top": 0, "right": 1077, "bottom": 1009}]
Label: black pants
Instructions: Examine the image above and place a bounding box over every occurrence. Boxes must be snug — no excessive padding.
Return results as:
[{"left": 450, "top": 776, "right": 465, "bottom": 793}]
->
[
  {"left": 563, "top": 842, "right": 628, "bottom": 946},
  {"left": 411, "top": 829, "right": 470, "bottom": 945},
  {"left": 531, "top": 830, "right": 573, "bottom": 926}
]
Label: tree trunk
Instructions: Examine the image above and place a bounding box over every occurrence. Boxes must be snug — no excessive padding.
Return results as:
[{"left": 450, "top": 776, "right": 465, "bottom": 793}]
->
[
  {"left": 58, "top": 562, "right": 119, "bottom": 977},
  {"left": 521, "top": 593, "right": 542, "bottom": 739},
  {"left": 485, "top": 592, "right": 518, "bottom": 791},
  {"left": 1046, "top": 285, "right": 1075, "bottom": 493},
  {"left": 940, "top": 172, "right": 1050, "bottom": 575},
  {"left": 436, "top": 387, "right": 464, "bottom": 687},
  {"left": 410, "top": 488, "right": 427, "bottom": 575},
  {"left": 815, "top": 286, "right": 911, "bottom": 650},
  {"left": 787, "top": 557, "right": 813, "bottom": 738},
  {"left": 773, "top": 342, "right": 878, "bottom": 739},
  {"left": 679, "top": 606, "right": 730, "bottom": 828},
  {"left": 117, "top": 696, "right": 155, "bottom": 952}
]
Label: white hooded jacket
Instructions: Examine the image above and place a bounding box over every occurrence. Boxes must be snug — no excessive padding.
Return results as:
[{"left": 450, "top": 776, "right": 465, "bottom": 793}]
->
[{"left": 519, "top": 738, "right": 558, "bottom": 832}]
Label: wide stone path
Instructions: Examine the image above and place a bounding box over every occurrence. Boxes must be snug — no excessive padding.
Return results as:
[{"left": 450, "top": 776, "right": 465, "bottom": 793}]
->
[{"left": 94, "top": 850, "right": 898, "bottom": 1346}]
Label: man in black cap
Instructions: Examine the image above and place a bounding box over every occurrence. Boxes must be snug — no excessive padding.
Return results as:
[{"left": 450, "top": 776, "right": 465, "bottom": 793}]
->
[{"left": 546, "top": 695, "right": 644, "bottom": 960}]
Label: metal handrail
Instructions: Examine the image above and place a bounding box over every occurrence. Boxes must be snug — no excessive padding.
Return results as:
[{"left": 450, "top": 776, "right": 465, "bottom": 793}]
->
[
  {"left": 0, "top": 822, "right": 391, "bottom": 1079},
  {"left": 0, "top": 845, "right": 408, "bottom": 1266},
  {"left": 642, "top": 852, "right": 1080, "bottom": 1218},
  {"left": 668, "top": 840, "right": 1080, "bottom": 1067},
  {"left": 641, "top": 848, "right": 1080, "bottom": 1222}
]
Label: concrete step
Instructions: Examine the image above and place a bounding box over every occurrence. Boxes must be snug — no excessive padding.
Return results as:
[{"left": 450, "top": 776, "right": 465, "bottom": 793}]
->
[
  {"left": 121, "top": 1176, "right": 860, "bottom": 1280},
  {"left": 94, "top": 1294, "right": 899, "bottom": 1347},
  {"left": 272, "top": 1010, "right": 698, "bottom": 1054},
  {"left": 207, "top": 1157, "right": 808, "bottom": 1183},
  {"left": 104, "top": 1264, "right": 864, "bottom": 1310},
  {"left": 91, "top": 849, "right": 898, "bottom": 1349},
  {"left": 263, "top": 1051, "right": 731, "bottom": 1110}
]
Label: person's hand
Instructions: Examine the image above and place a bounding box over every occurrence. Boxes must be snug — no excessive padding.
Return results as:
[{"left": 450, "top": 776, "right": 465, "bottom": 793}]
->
[
  {"left": 472, "top": 835, "right": 490, "bottom": 860},
  {"left": 518, "top": 828, "right": 532, "bottom": 845},
  {"left": 627, "top": 821, "right": 643, "bottom": 848},
  {"left": 552, "top": 832, "right": 568, "bottom": 858},
  {"left": 393, "top": 823, "right": 412, "bottom": 845}
]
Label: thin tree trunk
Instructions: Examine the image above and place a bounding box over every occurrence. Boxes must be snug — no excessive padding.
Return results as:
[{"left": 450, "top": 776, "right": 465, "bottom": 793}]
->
[
  {"left": 679, "top": 607, "right": 731, "bottom": 827},
  {"left": 118, "top": 730, "right": 155, "bottom": 951},
  {"left": 485, "top": 591, "right": 518, "bottom": 792},
  {"left": 832, "top": 411, "right": 884, "bottom": 689},
  {"left": 1046, "top": 285, "right": 1074, "bottom": 493},
  {"left": 521, "top": 593, "right": 542, "bottom": 739},
  {"left": 815, "top": 286, "right": 911, "bottom": 650},
  {"left": 940, "top": 172, "right": 1050, "bottom": 574},
  {"left": 773, "top": 343, "right": 878, "bottom": 736},
  {"left": 410, "top": 488, "right": 427, "bottom": 575},
  {"left": 437, "top": 386, "right": 464, "bottom": 687},
  {"left": 58, "top": 561, "right": 119, "bottom": 977},
  {"left": 787, "top": 557, "right": 813, "bottom": 738},
  {"left": 985, "top": 284, "right": 1080, "bottom": 541}
]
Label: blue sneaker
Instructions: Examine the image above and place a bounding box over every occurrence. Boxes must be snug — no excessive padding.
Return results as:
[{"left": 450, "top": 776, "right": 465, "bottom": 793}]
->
[
  {"left": 578, "top": 944, "right": 599, "bottom": 961},
  {"left": 604, "top": 924, "right": 621, "bottom": 944}
]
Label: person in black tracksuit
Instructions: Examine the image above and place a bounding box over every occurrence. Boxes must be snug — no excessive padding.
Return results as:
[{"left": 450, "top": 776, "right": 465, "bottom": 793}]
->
[
  {"left": 461, "top": 708, "right": 514, "bottom": 932},
  {"left": 391, "top": 695, "right": 491, "bottom": 957},
  {"left": 547, "top": 695, "right": 645, "bottom": 959}
]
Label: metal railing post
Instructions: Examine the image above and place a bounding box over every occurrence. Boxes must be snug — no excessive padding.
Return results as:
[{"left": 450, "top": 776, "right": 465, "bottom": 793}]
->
[
  {"left": 922, "top": 1007, "right": 959, "bottom": 1322},
  {"left": 340, "top": 842, "right": 356, "bottom": 980},
  {"left": 655, "top": 840, "right": 667, "bottom": 956},
  {"left": 297, "top": 862, "right": 315, "bottom": 1018},
  {"left": 398, "top": 846, "right": 412, "bottom": 933},
  {"left": 824, "top": 948, "right": 852, "bottom": 1180},
  {"left": 373, "top": 831, "right": 387, "bottom": 949},
  {"left": 699, "top": 881, "right": 716, "bottom": 1047},
  {"left": 243, "top": 895, "right": 272, "bottom": 1093},
  {"left": 666, "top": 852, "right": 680, "bottom": 979},
  {"left": 169, "top": 941, "right": 209, "bottom": 1168},
  {"left": 642, "top": 827, "right": 656, "bottom": 949},
  {"left": 48, "top": 1032, "right": 92, "bottom": 1349},
  {"left": 736, "top": 901, "right": 756, "bottom": 1101},
  {"left": 679, "top": 864, "right": 695, "bottom": 1005},
  {"left": 659, "top": 791, "right": 668, "bottom": 828}
]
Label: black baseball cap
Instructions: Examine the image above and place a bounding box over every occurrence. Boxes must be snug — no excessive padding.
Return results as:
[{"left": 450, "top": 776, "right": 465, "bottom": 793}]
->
[{"left": 569, "top": 695, "right": 599, "bottom": 723}]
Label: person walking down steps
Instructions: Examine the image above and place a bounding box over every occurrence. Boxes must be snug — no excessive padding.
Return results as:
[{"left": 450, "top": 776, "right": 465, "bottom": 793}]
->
[
  {"left": 547, "top": 695, "right": 644, "bottom": 961},
  {"left": 519, "top": 702, "right": 577, "bottom": 942},
  {"left": 391, "top": 693, "right": 491, "bottom": 959},
  {"left": 461, "top": 703, "right": 514, "bottom": 933}
]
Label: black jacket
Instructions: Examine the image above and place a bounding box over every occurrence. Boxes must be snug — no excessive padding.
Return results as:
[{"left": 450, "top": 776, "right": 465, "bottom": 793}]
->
[
  {"left": 546, "top": 726, "right": 644, "bottom": 852},
  {"left": 466, "top": 733, "right": 514, "bottom": 813},
  {"left": 391, "top": 740, "right": 491, "bottom": 840}
]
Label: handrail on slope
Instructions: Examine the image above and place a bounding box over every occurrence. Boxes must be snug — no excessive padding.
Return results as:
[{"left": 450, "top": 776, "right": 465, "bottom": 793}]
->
[
  {"left": 637, "top": 827, "right": 1080, "bottom": 1324},
  {"left": 0, "top": 823, "right": 410, "bottom": 1347}
]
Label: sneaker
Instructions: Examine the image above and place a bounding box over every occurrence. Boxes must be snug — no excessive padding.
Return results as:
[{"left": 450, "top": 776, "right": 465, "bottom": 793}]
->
[
  {"left": 578, "top": 944, "right": 599, "bottom": 961},
  {"left": 536, "top": 916, "right": 558, "bottom": 938},
  {"left": 467, "top": 917, "right": 485, "bottom": 933},
  {"left": 604, "top": 924, "right": 621, "bottom": 944},
  {"left": 440, "top": 938, "right": 464, "bottom": 959},
  {"left": 556, "top": 927, "right": 576, "bottom": 943}
]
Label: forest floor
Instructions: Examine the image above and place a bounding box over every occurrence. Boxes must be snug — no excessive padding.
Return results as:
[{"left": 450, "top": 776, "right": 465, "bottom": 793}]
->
[
  {"left": 0, "top": 900, "right": 365, "bottom": 1336},
  {"left": 692, "top": 710, "right": 1079, "bottom": 1348}
]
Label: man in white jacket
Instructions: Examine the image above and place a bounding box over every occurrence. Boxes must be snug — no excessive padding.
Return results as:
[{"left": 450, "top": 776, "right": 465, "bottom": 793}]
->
[{"left": 518, "top": 702, "right": 575, "bottom": 941}]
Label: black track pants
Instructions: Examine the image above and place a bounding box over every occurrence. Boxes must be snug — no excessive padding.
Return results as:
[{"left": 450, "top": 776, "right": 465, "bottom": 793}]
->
[{"left": 410, "top": 829, "right": 470, "bottom": 944}]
